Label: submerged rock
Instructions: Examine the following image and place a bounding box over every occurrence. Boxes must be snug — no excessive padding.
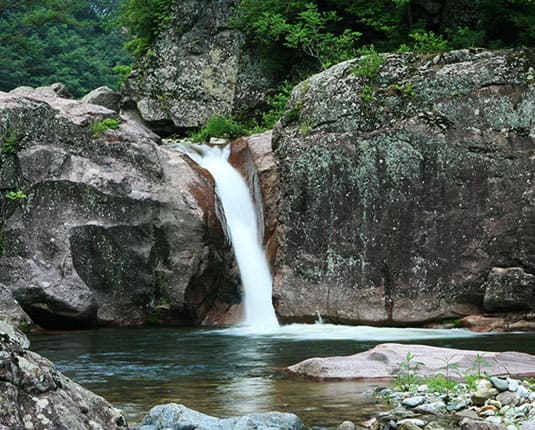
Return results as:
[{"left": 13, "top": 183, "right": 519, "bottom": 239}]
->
[
  {"left": 0, "top": 320, "right": 127, "bottom": 429},
  {"left": 139, "top": 403, "right": 308, "bottom": 430},
  {"left": 273, "top": 48, "right": 535, "bottom": 325}
]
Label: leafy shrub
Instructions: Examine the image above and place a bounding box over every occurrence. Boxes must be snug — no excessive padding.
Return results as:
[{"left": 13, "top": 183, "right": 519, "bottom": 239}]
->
[
  {"left": 262, "top": 81, "right": 293, "bottom": 128},
  {"left": 447, "top": 26, "right": 485, "bottom": 49},
  {"left": 117, "top": 0, "right": 172, "bottom": 55},
  {"left": 352, "top": 45, "right": 384, "bottom": 79},
  {"left": 390, "top": 82, "right": 415, "bottom": 98},
  {"left": 359, "top": 84, "right": 375, "bottom": 102},
  {"left": 190, "top": 116, "right": 248, "bottom": 142},
  {"left": 409, "top": 31, "right": 449, "bottom": 52},
  {"left": 5, "top": 190, "right": 27, "bottom": 201},
  {"left": 113, "top": 64, "right": 133, "bottom": 86},
  {"left": 1, "top": 130, "right": 18, "bottom": 155},
  {"left": 90, "top": 118, "right": 121, "bottom": 136}
]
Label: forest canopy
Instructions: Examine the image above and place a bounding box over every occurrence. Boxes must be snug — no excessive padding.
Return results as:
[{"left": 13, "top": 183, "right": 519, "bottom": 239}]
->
[
  {"left": 0, "top": 0, "right": 533, "bottom": 97},
  {"left": 0, "top": 0, "right": 132, "bottom": 97}
]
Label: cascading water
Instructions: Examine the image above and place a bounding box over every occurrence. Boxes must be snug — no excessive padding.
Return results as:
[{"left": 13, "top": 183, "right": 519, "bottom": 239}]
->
[{"left": 174, "top": 142, "right": 279, "bottom": 329}]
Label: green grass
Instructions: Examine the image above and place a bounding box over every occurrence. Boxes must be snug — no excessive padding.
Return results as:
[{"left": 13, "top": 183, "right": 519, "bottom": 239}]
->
[{"left": 90, "top": 118, "right": 121, "bottom": 136}]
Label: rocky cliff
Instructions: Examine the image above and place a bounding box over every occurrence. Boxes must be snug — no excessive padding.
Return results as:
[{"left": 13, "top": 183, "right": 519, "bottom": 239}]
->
[
  {"left": 0, "top": 85, "right": 238, "bottom": 328},
  {"left": 272, "top": 49, "right": 535, "bottom": 325},
  {"left": 122, "top": 0, "right": 273, "bottom": 136}
]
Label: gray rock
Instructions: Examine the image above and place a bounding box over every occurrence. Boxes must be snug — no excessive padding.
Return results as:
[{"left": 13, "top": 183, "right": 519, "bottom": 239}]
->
[
  {"left": 0, "top": 283, "right": 32, "bottom": 330},
  {"left": 508, "top": 379, "right": 519, "bottom": 392},
  {"left": 516, "top": 385, "right": 530, "bottom": 398},
  {"left": 0, "top": 88, "right": 237, "bottom": 327},
  {"left": 287, "top": 343, "right": 535, "bottom": 381},
  {"left": 272, "top": 48, "right": 535, "bottom": 324},
  {"left": 414, "top": 402, "right": 446, "bottom": 415},
  {"left": 399, "top": 421, "right": 425, "bottom": 430},
  {"left": 403, "top": 396, "right": 427, "bottom": 408},
  {"left": 461, "top": 418, "right": 507, "bottom": 430},
  {"left": 521, "top": 418, "right": 535, "bottom": 430},
  {"left": 338, "top": 421, "right": 357, "bottom": 430},
  {"left": 484, "top": 268, "right": 535, "bottom": 312},
  {"left": 81, "top": 86, "right": 121, "bottom": 111},
  {"left": 122, "top": 0, "right": 275, "bottom": 134},
  {"left": 472, "top": 380, "right": 499, "bottom": 406},
  {"left": 399, "top": 419, "right": 427, "bottom": 427},
  {"left": 140, "top": 403, "right": 307, "bottom": 430},
  {"left": 490, "top": 377, "right": 509, "bottom": 392},
  {"left": 0, "top": 320, "right": 127, "bottom": 429}
]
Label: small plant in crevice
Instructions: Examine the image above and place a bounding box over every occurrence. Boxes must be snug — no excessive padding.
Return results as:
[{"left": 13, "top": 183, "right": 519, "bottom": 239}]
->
[
  {"left": 262, "top": 80, "right": 294, "bottom": 128},
  {"left": 190, "top": 115, "right": 247, "bottom": 142},
  {"left": 352, "top": 45, "right": 384, "bottom": 79},
  {"left": 359, "top": 84, "right": 376, "bottom": 103},
  {"left": 90, "top": 118, "right": 121, "bottom": 136},
  {"left": 390, "top": 82, "right": 416, "bottom": 99},
  {"left": 1, "top": 130, "right": 18, "bottom": 155},
  {"left": 5, "top": 190, "right": 27, "bottom": 201}
]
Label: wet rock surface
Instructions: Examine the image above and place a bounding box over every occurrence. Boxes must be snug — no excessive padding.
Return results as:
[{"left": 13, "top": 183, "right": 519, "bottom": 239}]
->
[
  {"left": 273, "top": 48, "right": 535, "bottom": 325},
  {"left": 0, "top": 320, "right": 127, "bottom": 429},
  {"left": 138, "top": 403, "right": 307, "bottom": 430}
]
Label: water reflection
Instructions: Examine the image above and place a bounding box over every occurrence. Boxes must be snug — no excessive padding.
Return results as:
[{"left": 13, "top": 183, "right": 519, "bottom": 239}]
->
[{"left": 218, "top": 377, "right": 275, "bottom": 416}]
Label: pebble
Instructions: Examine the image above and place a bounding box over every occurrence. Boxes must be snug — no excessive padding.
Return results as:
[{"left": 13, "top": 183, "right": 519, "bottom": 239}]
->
[
  {"left": 337, "top": 421, "right": 357, "bottom": 430},
  {"left": 517, "top": 385, "right": 529, "bottom": 398},
  {"left": 414, "top": 402, "right": 445, "bottom": 416},
  {"left": 496, "top": 391, "right": 520, "bottom": 406},
  {"left": 490, "top": 377, "right": 509, "bottom": 392},
  {"left": 508, "top": 379, "right": 519, "bottom": 392},
  {"left": 485, "top": 416, "right": 503, "bottom": 424},
  {"left": 402, "top": 396, "right": 426, "bottom": 408},
  {"left": 399, "top": 419, "right": 427, "bottom": 427}
]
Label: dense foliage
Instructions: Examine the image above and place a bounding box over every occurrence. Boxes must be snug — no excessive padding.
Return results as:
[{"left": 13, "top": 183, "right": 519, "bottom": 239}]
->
[
  {"left": 115, "top": 0, "right": 171, "bottom": 55},
  {"left": 233, "top": 0, "right": 535, "bottom": 77},
  {"left": 0, "top": 0, "right": 132, "bottom": 97}
]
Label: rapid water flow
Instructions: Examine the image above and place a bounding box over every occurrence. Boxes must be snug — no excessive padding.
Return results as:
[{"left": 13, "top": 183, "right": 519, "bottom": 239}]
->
[{"left": 174, "top": 143, "right": 278, "bottom": 328}]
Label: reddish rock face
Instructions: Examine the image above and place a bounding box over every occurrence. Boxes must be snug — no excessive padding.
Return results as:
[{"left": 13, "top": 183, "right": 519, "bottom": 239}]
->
[{"left": 272, "top": 49, "right": 535, "bottom": 325}]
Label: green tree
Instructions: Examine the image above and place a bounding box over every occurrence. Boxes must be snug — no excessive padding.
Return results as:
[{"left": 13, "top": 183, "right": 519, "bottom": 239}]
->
[
  {"left": 115, "top": 0, "right": 172, "bottom": 55},
  {"left": 0, "top": 0, "right": 132, "bottom": 97}
]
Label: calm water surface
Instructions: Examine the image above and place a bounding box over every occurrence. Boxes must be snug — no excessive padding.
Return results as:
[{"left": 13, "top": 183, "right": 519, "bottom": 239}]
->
[{"left": 30, "top": 325, "right": 535, "bottom": 428}]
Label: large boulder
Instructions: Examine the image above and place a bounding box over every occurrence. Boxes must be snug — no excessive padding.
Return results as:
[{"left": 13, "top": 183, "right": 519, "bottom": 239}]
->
[
  {"left": 0, "top": 283, "right": 32, "bottom": 330},
  {"left": 272, "top": 49, "right": 535, "bottom": 325},
  {"left": 0, "top": 87, "right": 235, "bottom": 328},
  {"left": 81, "top": 86, "right": 121, "bottom": 112},
  {"left": 0, "top": 320, "right": 128, "bottom": 429},
  {"left": 287, "top": 343, "right": 535, "bottom": 380},
  {"left": 121, "top": 0, "right": 274, "bottom": 135}
]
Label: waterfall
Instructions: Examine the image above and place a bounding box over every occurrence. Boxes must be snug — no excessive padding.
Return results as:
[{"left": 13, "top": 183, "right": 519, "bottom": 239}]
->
[{"left": 174, "top": 142, "right": 279, "bottom": 328}]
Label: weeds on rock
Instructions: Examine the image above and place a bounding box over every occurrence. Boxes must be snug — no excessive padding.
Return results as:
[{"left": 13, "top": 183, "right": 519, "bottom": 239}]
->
[
  {"left": 90, "top": 118, "right": 121, "bottom": 136},
  {"left": 1, "top": 130, "right": 18, "bottom": 155}
]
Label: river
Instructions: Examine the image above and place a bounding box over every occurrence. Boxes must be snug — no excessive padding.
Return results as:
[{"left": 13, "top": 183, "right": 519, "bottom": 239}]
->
[{"left": 30, "top": 325, "right": 535, "bottom": 428}]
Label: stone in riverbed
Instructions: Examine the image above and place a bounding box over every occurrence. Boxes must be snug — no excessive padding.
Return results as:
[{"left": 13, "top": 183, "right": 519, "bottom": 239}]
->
[
  {"left": 403, "top": 396, "right": 427, "bottom": 408},
  {"left": 139, "top": 403, "right": 308, "bottom": 430},
  {"left": 337, "top": 421, "right": 357, "bottom": 430},
  {"left": 490, "top": 377, "right": 509, "bottom": 392},
  {"left": 496, "top": 391, "right": 519, "bottom": 406},
  {"left": 460, "top": 418, "right": 507, "bottom": 430},
  {"left": 472, "top": 380, "right": 499, "bottom": 406}
]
